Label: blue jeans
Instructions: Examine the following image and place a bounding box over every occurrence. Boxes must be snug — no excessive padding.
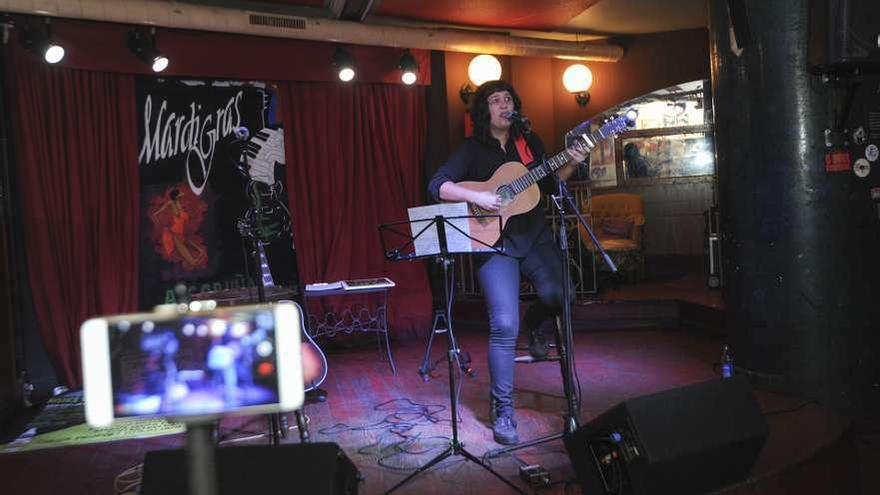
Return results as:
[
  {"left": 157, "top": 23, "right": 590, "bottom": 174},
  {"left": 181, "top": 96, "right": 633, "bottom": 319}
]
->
[{"left": 477, "top": 232, "right": 573, "bottom": 415}]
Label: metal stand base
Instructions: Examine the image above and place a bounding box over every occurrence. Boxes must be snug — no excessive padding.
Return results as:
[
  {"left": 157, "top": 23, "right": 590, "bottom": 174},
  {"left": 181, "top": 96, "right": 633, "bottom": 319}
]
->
[
  {"left": 385, "top": 438, "right": 523, "bottom": 495},
  {"left": 387, "top": 257, "right": 523, "bottom": 495},
  {"left": 268, "top": 409, "right": 310, "bottom": 445},
  {"left": 418, "top": 309, "right": 474, "bottom": 381}
]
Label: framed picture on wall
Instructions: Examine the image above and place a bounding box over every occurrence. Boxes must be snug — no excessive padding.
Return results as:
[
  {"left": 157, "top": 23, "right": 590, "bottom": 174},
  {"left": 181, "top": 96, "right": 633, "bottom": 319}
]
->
[
  {"left": 584, "top": 124, "right": 618, "bottom": 188},
  {"left": 588, "top": 79, "right": 716, "bottom": 187},
  {"left": 616, "top": 128, "right": 715, "bottom": 181}
]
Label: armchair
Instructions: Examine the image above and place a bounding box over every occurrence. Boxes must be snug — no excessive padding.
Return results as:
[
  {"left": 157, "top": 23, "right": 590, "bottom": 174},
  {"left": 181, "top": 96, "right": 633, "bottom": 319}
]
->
[{"left": 578, "top": 193, "right": 646, "bottom": 282}]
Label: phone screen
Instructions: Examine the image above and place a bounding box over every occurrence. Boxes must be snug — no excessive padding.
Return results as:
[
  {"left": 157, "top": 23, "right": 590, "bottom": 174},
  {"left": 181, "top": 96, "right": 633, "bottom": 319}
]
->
[{"left": 107, "top": 306, "right": 282, "bottom": 418}]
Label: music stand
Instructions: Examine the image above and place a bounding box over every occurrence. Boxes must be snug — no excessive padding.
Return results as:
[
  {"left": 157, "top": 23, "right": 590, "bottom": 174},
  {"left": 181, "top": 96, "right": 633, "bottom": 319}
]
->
[{"left": 378, "top": 204, "right": 524, "bottom": 494}]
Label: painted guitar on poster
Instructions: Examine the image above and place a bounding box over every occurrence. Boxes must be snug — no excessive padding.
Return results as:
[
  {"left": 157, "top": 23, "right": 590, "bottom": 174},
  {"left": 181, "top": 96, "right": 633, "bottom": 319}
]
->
[{"left": 455, "top": 113, "right": 636, "bottom": 248}]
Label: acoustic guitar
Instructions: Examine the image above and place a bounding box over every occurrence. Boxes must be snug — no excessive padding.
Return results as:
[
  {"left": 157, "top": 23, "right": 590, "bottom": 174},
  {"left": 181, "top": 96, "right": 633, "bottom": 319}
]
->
[
  {"left": 456, "top": 114, "right": 635, "bottom": 248},
  {"left": 192, "top": 242, "right": 328, "bottom": 393}
]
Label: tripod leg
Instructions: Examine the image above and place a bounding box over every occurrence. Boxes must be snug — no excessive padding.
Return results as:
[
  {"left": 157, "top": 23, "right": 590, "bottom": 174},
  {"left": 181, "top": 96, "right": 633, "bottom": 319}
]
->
[
  {"left": 418, "top": 310, "right": 444, "bottom": 381},
  {"left": 554, "top": 316, "right": 580, "bottom": 433},
  {"left": 267, "top": 414, "right": 280, "bottom": 446},
  {"left": 384, "top": 445, "right": 454, "bottom": 495},
  {"left": 294, "top": 409, "right": 310, "bottom": 443},
  {"left": 457, "top": 447, "right": 526, "bottom": 494}
]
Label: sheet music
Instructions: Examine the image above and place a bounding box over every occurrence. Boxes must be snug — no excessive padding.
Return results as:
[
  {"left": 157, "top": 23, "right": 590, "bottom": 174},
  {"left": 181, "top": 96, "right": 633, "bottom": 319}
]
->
[{"left": 407, "top": 203, "right": 479, "bottom": 257}]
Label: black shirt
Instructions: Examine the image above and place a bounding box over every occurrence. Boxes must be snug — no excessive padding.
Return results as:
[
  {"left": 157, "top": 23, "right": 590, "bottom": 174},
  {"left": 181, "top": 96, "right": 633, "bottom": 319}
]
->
[{"left": 427, "top": 132, "right": 556, "bottom": 258}]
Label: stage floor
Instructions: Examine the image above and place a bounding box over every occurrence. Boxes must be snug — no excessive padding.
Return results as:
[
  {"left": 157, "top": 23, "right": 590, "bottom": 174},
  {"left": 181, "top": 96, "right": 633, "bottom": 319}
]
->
[{"left": 0, "top": 256, "right": 875, "bottom": 494}]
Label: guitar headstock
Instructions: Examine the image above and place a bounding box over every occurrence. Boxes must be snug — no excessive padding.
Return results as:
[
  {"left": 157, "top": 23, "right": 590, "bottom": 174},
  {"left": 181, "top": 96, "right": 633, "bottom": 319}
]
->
[
  {"left": 568, "top": 109, "right": 638, "bottom": 152},
  {"left": 598, "top": 109, "right": 638, "bottom": 138}
]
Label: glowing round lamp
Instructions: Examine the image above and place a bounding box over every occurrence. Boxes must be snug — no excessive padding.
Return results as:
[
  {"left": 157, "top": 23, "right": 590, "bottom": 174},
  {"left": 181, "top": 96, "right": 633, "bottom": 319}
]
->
[
  {"left": 338, "top": 67, "right": 355, "bottom": 82},
  {"left": 401, "top": 71, "right": 417, "bottom": 85},
  {"left": 563, "top": 64, "right": 593, "bottom": 93},
  {"left": 151, "top": 55, "right": 169, "bottom": 73},
  {"left": 44, "top": 44, "right": 65, "bottom": 64},
  {"left": 468, "top": 54, "right": 502, "bottom": 86},
  {"left": 563, "top": 64, "right": 593, "bottom": 106}
]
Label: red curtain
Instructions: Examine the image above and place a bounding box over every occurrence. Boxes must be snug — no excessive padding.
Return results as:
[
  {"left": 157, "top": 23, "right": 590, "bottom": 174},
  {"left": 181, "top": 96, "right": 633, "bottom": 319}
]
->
[
  {"left": 5, "top": 36, "right": 434, "bottom": 387},
  {"left": 8, "top": 47, "right": 140, "bottom": 387},
  {"left": 278, "top": 82, "right": 433, "bottom": 334}
]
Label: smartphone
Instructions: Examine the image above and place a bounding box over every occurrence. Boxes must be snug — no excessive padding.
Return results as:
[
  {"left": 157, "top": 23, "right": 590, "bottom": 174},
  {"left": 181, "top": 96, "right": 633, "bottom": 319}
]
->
[{"left": 81, "top": 302, "right": 304, "bottom": 427}]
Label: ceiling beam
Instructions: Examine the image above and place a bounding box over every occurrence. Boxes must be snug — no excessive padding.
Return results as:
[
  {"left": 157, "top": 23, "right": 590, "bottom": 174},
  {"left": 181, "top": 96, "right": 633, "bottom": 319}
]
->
[{"left": 2, "top": 0, "right": 624, "bottom": 61}]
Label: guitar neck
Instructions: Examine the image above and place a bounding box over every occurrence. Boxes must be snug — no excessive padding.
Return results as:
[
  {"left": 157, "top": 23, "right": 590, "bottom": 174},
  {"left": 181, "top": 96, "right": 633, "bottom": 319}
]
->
[
  {"left": 508, "top": 126, "right": 604, "bottom": 195},
  {"left": 257, "top": 241, "right": 275, "bottom": 288}
]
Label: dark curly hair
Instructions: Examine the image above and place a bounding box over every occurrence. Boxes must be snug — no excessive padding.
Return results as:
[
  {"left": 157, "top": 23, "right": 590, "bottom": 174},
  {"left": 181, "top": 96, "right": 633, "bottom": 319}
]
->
[{"left": 469, "top": 80, "right": 525, "bottom": 146}]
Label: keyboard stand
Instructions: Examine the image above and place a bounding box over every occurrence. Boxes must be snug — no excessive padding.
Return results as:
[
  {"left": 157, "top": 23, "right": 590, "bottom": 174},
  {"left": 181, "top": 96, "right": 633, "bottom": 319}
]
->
[{"left": 303, "top": 279, "right": 397, "bottom": 375}]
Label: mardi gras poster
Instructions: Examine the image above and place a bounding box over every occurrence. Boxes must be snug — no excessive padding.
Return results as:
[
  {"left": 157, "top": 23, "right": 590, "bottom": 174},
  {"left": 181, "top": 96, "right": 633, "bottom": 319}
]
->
[{"left": 137, "top": 79, "right": 298, "bottom": 308}]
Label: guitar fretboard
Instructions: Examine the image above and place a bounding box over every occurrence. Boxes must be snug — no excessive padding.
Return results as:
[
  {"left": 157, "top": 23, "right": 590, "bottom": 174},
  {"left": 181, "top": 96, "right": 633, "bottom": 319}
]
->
[
  {"left": 258, "top": 241, "right": 274, "bottom": 288},
  {"left": 509, "top": 125, "right": 610, "bottom": 195}
]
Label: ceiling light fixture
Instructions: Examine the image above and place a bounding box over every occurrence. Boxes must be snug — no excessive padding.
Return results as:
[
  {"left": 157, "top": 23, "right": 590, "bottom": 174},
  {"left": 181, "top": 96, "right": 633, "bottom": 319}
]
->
[
  {"left": 460, "top": 54, "right": 502, "bottom": 104},
  {"left": 333, "top": 47, "right": 356, "bottom": 82},
  {"left": 21, "top": 18, "right": 65, "bottom": 64},
  {"left": 398, "top": 50, "right": 418, "bottom": 85},
  {"left": 129, "top": 27, "right": 169, "bottom": 73}
]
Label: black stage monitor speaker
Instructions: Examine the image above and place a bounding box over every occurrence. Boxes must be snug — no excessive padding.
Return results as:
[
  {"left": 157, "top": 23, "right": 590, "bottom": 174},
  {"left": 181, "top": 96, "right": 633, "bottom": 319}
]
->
[
  {"left": 141, "top": 442, "right": 360, "bottom": 495},
  {"left": 564, "top": 377, "right": 768, "bottom": 495}
]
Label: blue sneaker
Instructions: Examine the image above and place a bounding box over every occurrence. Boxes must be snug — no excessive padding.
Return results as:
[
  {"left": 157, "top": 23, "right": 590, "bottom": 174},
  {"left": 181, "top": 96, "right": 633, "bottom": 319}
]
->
[{"left": 493, "top": 413, "right": 519, "bottom": 445}]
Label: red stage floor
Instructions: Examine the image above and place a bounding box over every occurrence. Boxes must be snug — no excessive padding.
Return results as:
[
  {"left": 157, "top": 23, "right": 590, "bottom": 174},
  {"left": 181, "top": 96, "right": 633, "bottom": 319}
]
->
[{"left": 0, "top": 256, "right": 875, "bottom": 494}]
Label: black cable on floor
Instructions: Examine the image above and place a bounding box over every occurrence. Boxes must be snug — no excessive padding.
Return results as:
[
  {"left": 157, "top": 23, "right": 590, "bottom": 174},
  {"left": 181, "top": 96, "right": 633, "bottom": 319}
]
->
[{"left": 318, "top": 397, "right": 459, "bottom": 471}]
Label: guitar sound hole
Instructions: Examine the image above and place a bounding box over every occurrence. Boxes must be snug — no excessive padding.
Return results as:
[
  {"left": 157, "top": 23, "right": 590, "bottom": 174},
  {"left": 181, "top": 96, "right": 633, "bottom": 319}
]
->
[{"left": 496, "top": 185, "right": 515, "bottom": 202}]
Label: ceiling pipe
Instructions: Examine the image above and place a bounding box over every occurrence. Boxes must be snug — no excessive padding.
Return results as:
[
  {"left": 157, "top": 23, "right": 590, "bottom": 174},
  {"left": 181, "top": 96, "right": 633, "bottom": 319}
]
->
[{"left": 0, "top": 0, "right": 624, "bottom": 62}]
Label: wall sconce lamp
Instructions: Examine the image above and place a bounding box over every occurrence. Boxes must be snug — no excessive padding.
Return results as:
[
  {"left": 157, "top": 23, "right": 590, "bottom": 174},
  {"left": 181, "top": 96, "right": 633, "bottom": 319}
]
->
[
  {"left": 21, "top": 18, "right": 65, "bottom": 64},
  {"left": 459, "top": 54, "right": 502, "bottom": 104},
  {"left": 129, "top": 27, "right": 169, "bottom": 73},
  {"left": 563, "top": 64, "right": 593, "bottom": 107},
  {"left": 333, "top": 47, "right": 356, "bottom": 82},
  {"left": 399, "top": 50, "right": 418, "bottom": 85}
]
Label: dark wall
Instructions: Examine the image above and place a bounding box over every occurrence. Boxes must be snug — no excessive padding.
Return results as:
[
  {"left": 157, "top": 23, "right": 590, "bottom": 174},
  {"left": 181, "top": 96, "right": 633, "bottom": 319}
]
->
[{"left": 0, "top": 48, "right": 19, "bottom": 422}]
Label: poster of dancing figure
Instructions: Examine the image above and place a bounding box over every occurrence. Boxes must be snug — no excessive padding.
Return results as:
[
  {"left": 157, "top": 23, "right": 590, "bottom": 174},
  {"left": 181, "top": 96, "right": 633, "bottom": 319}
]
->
[{"left": 137, "top": 79, "right": 299, "bottom": 308}]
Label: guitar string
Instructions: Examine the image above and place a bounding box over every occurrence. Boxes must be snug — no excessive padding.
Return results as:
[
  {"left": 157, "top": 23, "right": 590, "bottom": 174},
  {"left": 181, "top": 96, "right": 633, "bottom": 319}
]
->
[{"left": 504, "top": 121, "right": 619, "bottom": 195}]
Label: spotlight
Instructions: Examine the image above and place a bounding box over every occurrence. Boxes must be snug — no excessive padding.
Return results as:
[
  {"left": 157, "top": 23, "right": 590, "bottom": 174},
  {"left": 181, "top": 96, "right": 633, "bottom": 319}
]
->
[
  {"left": 398, "top": 50, "right": 418, "bottom": 85},
  {"left": 21, "top": 18, "right": 65, "bottom": 64},
  {"left": 333, "top": 47, "right": 356, "bottom": 82},
  {"left": 129, "top": 27, "right": 169, "bottom": 73}
]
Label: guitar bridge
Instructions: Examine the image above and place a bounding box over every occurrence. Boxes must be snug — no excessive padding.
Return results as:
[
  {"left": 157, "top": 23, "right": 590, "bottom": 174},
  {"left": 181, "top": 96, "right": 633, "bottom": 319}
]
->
[{"left": 470, "top": 204, "right": 492, "bottom": 225}]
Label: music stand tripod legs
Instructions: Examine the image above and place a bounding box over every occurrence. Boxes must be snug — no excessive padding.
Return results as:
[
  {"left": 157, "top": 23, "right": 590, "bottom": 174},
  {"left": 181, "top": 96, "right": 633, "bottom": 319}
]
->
[
  {"left": 417, "top": 259, "right": 475, "bottom": 382},
  {"left": 386, "top": 252, "right": 522, "bottom": 495},
  {"left": 379, "top": 212, "right": 523, "bottom": 495}
]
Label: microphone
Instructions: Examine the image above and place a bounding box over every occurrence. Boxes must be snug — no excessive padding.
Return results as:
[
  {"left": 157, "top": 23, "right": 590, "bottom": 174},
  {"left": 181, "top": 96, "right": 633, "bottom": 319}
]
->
[
  {"left": 501, "top": 110, "right": 531, "bottom": 133},
  {"left": 234, "top": 126, "right": 250, "bottom": 140}
]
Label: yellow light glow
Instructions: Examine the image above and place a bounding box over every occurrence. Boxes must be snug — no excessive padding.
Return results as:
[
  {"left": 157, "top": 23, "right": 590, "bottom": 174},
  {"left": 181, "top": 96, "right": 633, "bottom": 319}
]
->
[
  {"left": 468, "top": 54, "right": 502, "bottom": 86},
  {"left": 563, "top": 64, "right": 593, "bottom": 93}
]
